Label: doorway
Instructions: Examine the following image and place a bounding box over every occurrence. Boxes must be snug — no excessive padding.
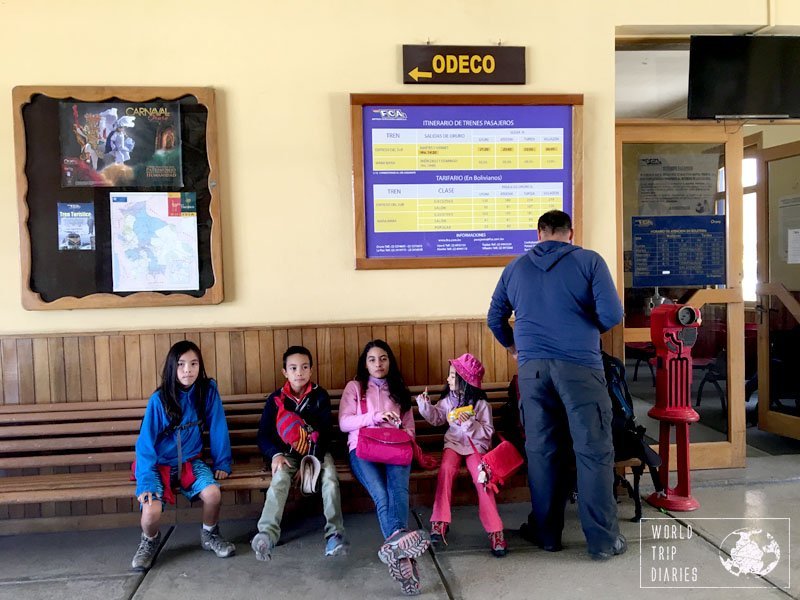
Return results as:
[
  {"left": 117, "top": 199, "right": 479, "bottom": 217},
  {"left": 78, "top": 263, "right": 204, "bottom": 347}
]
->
[{"left": 615, "top": 121, "right": 746, "bottom": 469}]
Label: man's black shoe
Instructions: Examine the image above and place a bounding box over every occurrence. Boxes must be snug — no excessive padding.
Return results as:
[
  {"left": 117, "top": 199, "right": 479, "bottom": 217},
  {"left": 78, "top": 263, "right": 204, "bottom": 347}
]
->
[
  {"left": 519, "top": 522, "right": 563, "bottom": 552},
  {"left": 589, "top": 534, "right": 627, "bottom": 561}
]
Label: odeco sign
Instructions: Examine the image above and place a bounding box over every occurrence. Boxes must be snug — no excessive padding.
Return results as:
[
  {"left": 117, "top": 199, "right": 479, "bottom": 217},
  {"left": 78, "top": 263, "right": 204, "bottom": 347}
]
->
[{"left": 403, "top": 45, "right": 525, "bottom": 84}]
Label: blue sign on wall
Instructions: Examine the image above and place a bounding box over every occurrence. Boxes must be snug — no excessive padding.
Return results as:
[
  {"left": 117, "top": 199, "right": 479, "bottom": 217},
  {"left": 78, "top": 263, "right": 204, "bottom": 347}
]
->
[{"left": 632, "top": 215, "right": 726, "bottom": 287}]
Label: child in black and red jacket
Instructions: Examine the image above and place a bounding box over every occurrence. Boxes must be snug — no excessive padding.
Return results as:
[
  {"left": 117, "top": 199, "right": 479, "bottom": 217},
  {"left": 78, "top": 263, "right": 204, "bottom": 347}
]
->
[{"left": 250, "top": 346, "right": 347, "bottom": 561}]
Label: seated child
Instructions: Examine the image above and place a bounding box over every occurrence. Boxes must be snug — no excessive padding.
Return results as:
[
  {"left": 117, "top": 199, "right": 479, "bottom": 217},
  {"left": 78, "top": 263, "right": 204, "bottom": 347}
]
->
[
  {"left": 416, "top": 353, "right": 508, "bottom": 557},
  {"left": 132, "top": 341, "right": 235, "bottom": 571},
  {"left": 250, "top": 345, "right": 347, "bottom": 560}
]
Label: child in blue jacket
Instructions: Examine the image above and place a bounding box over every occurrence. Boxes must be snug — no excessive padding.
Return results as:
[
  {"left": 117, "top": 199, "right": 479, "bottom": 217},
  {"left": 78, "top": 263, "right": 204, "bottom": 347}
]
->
[{"left": 131, "top": 340, "right": 235, "bottom": 571}]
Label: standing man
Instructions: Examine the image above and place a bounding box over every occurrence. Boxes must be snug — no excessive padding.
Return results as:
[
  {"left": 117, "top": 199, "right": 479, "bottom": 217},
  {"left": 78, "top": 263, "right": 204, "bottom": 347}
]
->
[{"left": 487, "top": 210, "right": 625, "bottom": 560}]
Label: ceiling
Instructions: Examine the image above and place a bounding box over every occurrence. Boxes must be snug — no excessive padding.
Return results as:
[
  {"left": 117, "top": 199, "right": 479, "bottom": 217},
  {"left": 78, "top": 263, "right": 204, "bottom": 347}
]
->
[{"left": 615, "top": 48, "right": 689, "bottom": 118}]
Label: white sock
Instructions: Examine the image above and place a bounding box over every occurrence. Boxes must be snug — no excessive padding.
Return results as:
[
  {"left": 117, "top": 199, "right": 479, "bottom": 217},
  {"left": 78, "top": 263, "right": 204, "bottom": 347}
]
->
[
  {"left": 144, "top": 532, "right": 159, "bottom": 541},
  {"left": 202, "top": 523, "right": 216, "bottom": 532}
]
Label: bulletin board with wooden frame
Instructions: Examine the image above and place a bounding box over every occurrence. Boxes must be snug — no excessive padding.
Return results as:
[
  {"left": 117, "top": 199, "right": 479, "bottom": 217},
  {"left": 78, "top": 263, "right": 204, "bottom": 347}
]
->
[
  {"left": 351, "top": 93, "right": 583, "bottom": 270},
  {"left": 12, "top": 86, "right": 223, "bottom": 310}
]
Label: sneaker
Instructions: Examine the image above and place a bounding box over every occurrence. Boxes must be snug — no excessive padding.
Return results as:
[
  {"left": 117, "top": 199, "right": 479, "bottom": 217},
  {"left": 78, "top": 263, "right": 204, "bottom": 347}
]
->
[
  {"left": 131, "top": 531, "right": 161, "bottom": 571},
  {"left": 324, "top": 533, "right": 348, "bottom": 556},
  {"left": 589, "top": 534, "right": 628, "bottom": 561},
  {"left": 519, "top": 521, "right": 563, "bottom": 552},
  {"left": 489, "top": 530, "right": 508, "bottom": 558},
  {"left": 430, "top": 521, "right": 448, "bottom": 547},
  {"left": 387, "top": 557, "right": 420, "bottom": 596},
  {"left": 378, "top": 528, "right": 431, "bottom": 565},
  {"left": 251, "top": 532, "right": 274, "bottom": 561},
  {"left": 200, "top": 525, "right": 235, "bottom": 558}
]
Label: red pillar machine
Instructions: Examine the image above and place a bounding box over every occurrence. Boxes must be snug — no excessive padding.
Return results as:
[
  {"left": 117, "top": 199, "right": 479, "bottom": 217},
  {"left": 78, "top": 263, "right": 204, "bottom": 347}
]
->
[{"left": 646, "top": 304, "right": 702, "bottom": 511}]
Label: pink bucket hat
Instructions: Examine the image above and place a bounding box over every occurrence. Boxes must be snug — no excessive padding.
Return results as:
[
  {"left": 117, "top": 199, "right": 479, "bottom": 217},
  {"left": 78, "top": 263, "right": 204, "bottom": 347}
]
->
[{"left": 449, "top": 353, "right": 485, "bottom": 389}]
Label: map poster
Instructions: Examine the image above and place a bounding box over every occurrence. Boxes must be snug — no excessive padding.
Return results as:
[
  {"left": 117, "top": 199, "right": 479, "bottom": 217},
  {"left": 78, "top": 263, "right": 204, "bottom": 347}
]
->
[
  {"left": 110, "top": 192, "right": 199, "bottom": 292},
  {"left": 57, "top": 202, "right": 95, "bottom": 250},
  {"left": 59, "top": 101, "right": 183, "bottom": 188},
  {"left": 361, "top": 104, "right": 573, "bottom": 258}
]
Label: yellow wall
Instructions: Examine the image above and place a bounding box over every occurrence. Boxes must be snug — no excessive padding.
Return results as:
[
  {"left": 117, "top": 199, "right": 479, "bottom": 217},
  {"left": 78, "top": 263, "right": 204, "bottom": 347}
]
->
[{"left": 0, "top": 0, "right": 792, "bottom": 334}]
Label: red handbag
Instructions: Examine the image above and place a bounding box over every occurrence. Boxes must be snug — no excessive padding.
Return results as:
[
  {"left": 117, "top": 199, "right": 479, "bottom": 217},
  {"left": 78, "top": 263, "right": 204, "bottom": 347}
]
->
[
  {"left": 356, "top": 426, "right": 413, "bottom": 465},
  {"left": 355, "top": 386, "right": 413, "bottom": 466},
  {"left": 412, "top": 440, "right": 440, "bottom": 470},
  {"left": 470, "top": 436, "right": 524, "bottom": 494}
]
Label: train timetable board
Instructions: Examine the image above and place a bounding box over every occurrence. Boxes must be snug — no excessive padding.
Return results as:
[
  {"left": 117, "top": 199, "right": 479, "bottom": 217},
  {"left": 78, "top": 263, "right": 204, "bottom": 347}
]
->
[
  {"left": 350, "top": 94, "right": 583, "bottom": 269},
  {"left": 632, "top": 215, "right": 726, "bottom": 287}
]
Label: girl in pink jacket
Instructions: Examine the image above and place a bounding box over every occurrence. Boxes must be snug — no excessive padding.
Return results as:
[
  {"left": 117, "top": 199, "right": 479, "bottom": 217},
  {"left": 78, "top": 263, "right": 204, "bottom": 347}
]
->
[
  {"left": 339, "top": 339, "right": 430, "bottom": 596},
  {"left": 416, "top": 353, "right": 507, "bottom": 557}
]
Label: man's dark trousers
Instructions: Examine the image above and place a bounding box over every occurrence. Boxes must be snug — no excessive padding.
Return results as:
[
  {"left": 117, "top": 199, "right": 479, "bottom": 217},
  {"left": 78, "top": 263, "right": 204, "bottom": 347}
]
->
[{"left": 518, "top": 358, "right": 619, "bottom": 554}]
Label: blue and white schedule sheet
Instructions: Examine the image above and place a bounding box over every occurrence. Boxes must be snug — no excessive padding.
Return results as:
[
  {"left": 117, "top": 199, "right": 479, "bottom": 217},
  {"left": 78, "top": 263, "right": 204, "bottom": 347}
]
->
[{"left": 362, "top": 105, "right": 573, "bottom": 258}]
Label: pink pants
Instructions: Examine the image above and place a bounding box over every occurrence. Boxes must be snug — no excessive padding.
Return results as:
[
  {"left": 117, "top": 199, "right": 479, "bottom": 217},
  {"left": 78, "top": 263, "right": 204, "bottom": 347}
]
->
[{"left": 430, "top": 448, "right": 504, "bottom": 533}]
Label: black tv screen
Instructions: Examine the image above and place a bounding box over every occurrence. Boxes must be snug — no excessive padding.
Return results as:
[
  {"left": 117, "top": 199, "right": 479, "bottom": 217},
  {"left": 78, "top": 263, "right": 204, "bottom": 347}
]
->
[{"left": 688, "top": 35, "right": 800, "bottom": 119}]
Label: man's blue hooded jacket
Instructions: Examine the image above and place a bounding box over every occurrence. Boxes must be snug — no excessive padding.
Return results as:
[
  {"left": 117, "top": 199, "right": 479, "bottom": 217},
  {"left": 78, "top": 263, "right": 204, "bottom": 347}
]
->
[{"left": 487, "top": 240, "right": 624, "bottom": 370}]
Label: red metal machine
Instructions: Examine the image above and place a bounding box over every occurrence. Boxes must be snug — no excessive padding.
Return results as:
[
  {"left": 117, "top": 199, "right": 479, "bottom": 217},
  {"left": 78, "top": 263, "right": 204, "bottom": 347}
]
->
[{"left": 646, "top": 304, "right": 702, "bottom": 511}]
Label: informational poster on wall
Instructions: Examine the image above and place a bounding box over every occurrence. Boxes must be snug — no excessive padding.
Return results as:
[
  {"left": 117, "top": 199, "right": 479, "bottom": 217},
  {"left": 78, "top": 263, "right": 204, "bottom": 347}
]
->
[
  {"left": 632, "top": 215, "right": 726, "bottom": 287},
  {"left": 57, "top": 202, "right": 95, "bottom": 250},
  {"left": 109, "top": 192, "right": 199, "bottom": 292},
  {"left": 360, "top": 104, "right": 573, "bottom": 259},
  {"left": 778, "top": 196, "right": 800, "bottom": 263},
  {"left": 638, "top": 154, "right": 719, "bottom": 216}
]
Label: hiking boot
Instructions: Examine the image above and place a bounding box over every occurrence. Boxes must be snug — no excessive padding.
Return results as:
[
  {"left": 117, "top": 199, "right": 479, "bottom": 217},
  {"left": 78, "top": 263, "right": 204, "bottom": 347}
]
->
[
  {"left": 251, "top": 532, "right": 274, "bottom": 561},
  {"left": 131, "top": 531, "right": 161, "bottom": 571},
  {"left": 324, "top": 533, "right": 348, "bottom": 556},
  {"left": 378, "top": 528, "right": 431, "bottom": 565},
  {"left": 589, "top": 534, "right": 628, "bottom": 561},
  {"left": 200, "top": 525, "right": 235, "bottom": 558},
  {"left": 430, "top": 521, "right": 448, "bottom": 547},
  {"left": 519, "top": 521, "right": 563, "bottom": 552},
  {"left": 489, "top": 530, "right": 508, "bottom": 557},
  {"left": 387, "top": 557, "right": 420, "bottom": 596}
]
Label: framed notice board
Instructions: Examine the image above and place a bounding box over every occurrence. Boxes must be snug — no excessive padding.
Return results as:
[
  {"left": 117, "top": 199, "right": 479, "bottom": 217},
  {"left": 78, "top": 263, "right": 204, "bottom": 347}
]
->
[
  {"left": 632, "top": 215, "right": 726, "bottom": 287},
  {"left": 350, "top": 94, "right": 583, "bottom": 269},
  {"left": 12, "top": 86, "right": 223, "bottom": 310}
]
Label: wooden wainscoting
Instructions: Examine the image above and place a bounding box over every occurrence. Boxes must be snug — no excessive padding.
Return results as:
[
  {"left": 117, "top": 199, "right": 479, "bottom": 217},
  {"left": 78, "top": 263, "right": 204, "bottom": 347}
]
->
[{"left": 0, "top": 319, "right": 518, "bottom": 406}]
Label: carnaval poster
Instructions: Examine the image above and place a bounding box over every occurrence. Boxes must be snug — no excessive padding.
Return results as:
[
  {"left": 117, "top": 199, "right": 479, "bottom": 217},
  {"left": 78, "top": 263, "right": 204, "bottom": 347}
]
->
[
  {"left": 59, "top": 101, "right": 183, "bottom": 188},
  {"left": 57, "top": 202, "right": 95, "bottom": 250}
]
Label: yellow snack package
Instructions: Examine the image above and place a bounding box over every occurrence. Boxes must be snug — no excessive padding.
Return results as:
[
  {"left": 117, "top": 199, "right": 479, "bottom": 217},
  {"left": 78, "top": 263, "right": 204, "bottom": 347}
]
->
[{"left": 448, "top": 405, "right": 475, "bottom": 422}]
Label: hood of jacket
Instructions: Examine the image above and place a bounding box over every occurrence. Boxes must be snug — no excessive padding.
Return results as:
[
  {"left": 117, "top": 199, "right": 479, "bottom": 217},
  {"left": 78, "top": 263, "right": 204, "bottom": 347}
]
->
[{"left": 528, "top": 240, "right": 580, "bottom": 272}]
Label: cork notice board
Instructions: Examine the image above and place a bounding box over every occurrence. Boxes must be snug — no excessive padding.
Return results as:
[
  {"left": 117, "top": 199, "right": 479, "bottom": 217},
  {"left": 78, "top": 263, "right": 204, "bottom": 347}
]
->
[{"left": 12, "top": 86, "right": 224, "bottom": 310}]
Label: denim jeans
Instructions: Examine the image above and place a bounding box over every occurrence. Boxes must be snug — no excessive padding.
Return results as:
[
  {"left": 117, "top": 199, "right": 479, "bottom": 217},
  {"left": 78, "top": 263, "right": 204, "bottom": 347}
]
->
[{"left": 348, "top": 450, "right": 411, "bottom": 539}]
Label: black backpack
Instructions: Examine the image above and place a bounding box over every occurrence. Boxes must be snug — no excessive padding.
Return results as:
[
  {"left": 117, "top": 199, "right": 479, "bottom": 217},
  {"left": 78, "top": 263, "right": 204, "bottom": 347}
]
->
[{"left": 601, "top": 350, "right": 663, "bottom": 520}]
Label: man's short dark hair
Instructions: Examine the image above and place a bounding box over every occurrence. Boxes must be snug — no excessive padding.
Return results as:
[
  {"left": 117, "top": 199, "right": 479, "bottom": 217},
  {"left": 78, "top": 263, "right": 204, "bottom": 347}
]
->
[
  {"left": 537, "top": 210, "right": 572, "bottom": 234},
  {"left": 283, "top": 345, "right": 313, "bottom": 368}
]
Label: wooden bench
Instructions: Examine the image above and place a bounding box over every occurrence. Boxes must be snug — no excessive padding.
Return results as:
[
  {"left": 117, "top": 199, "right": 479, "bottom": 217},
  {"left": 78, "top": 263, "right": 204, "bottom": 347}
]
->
[
  {"left": 0, "top": 379, "right": 645, "bottom": 534},
  {"left": 0, "top": 383, "right": 521, "bottom": 532}
]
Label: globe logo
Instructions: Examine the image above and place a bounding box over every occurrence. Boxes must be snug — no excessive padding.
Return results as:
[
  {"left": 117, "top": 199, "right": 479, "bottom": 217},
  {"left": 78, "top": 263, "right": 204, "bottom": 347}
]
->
[{"left": 719, "top": 528, "right": 781, "bottom": 577}]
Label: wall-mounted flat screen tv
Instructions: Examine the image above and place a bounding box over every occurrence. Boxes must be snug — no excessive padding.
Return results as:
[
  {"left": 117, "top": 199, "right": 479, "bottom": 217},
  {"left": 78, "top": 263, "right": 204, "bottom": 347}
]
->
[{"left": 688, "top": 35, "right": 800, "bottom": 119}]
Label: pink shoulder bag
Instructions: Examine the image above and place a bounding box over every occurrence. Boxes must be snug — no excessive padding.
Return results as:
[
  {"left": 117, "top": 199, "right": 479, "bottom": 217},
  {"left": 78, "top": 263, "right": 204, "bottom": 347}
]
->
[{"left": 354, "top": 385, "right": 413, "bottom": 466}]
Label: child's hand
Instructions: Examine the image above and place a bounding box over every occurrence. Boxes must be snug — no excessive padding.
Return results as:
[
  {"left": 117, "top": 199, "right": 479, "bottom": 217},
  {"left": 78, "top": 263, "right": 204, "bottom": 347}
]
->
[
  {"left": 456, "top": 412, "right": 473, "bottom": 424},
  {"left": 271, "top": 455, "right": 290, "bottom": 473},
  {"left": 137, "top": 491, "right": 157, "bottom": 505},
  {"left": 416, "top": 387, "right": 430, "bottom": 404},
  {"left": 214, "top": 470, "right": 229, "bottom": 480},
  {"left": 380, "top": 411, "right": 402, "bottom": 427}
]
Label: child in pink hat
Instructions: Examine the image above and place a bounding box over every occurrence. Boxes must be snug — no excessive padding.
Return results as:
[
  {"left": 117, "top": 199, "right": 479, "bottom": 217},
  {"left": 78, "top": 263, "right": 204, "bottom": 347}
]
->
[{"left": 415, "top": 353, "right": 508, "bottom": 557}]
